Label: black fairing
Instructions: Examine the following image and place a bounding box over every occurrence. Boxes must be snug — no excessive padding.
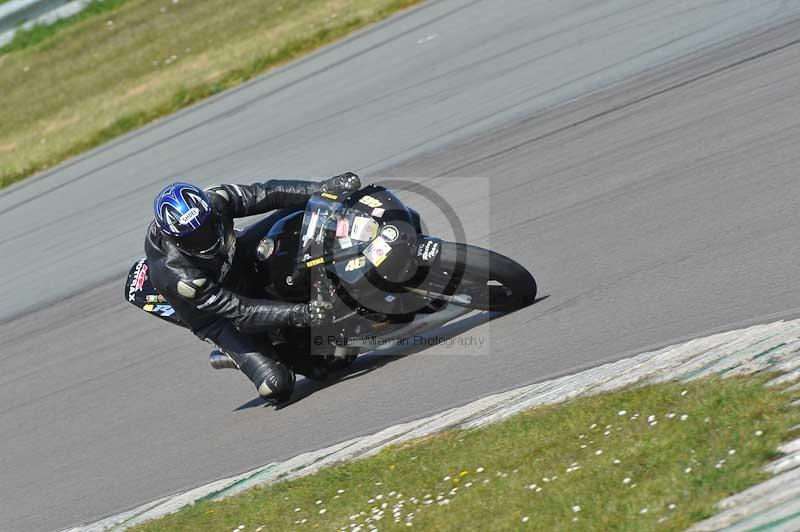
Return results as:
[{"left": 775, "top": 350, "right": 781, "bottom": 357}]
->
[{"left": 265, "top": 210, "right": 309, "bottom": 302}]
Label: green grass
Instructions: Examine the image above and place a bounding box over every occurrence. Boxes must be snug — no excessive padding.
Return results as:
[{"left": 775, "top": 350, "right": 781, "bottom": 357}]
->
[
  {"left": 0, "top": 0, "right": 128, "bottom": 54},
  {"left": 132, "top": 376, "right": 800, "bottom": 531},
  {"left": 0, "top": 0, "right": 423, "bottom": 189}
]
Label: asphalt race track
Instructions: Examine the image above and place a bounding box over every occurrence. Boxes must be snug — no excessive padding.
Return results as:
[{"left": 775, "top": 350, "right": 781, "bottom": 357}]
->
[{"left": 2, "top": 0, "right": 800, "bottom": 529}]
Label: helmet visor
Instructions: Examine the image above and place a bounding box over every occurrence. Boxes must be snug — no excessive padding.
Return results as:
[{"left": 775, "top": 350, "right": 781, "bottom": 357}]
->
[{"left": 178, "top": 215, "right": 223, "bottom": 257}]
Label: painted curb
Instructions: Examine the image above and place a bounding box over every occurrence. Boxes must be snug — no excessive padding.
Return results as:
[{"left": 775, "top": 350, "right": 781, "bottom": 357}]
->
[
  {"left": 0, "top": 0, "right": 92, "bottom": 47},
  {"left": 63, "top": 318, "right": 800, "bottom": 531}
]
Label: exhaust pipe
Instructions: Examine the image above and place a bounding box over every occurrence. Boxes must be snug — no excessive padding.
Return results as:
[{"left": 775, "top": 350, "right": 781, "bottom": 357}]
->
[{"left": 209, "top": 350, "right": 239, "bottom": 370}]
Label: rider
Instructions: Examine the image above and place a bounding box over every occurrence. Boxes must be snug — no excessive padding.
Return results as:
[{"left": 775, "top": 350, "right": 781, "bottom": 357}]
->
[{"left": 144, "top": 173, "right": 361, "bottom": 404}]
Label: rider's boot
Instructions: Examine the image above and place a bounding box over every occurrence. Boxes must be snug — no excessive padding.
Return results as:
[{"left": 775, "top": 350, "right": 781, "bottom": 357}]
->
[{"left": 213, "top": 349, "right": 295, "bottom": 404}]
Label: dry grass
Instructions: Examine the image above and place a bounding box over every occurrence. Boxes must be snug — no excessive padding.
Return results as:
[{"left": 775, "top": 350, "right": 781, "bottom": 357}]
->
[{"left": 0, "top": 0, "right": 422, "bottom": 188}]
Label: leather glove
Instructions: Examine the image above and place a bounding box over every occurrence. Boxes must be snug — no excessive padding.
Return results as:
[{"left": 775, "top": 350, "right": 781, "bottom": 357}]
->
[
  {"left": 320, "top": 172, "right": 361, "bottom": 196},
  {"left": 290, "top": 300, "right": 334, "bottom": 327}
]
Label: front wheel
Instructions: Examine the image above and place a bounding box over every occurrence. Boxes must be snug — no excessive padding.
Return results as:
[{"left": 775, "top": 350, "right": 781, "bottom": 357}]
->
[{"left": 435, "top": 242, "right": 537, "bottom": 312}]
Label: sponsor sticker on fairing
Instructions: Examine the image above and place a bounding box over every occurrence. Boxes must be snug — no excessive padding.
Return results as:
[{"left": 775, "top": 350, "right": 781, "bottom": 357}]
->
[
  {"left": 417, "top": 240, "right": 440, "bottom": 261},
  {"left": 336, "top": 217, "right": 350, "bottom": 237},
  {"left": 345, "top": 256, "right": 366, "bottom": 271},
  {"left": 359, "top": 195, "right": 383, "bottom": 208},
  {"left": 363, "top": 236, "right": 391, "bottom": 267},
  {"left": 338, "top": 236, "right": 353, "bottom": 249},
  {"left": 371, "top": 207, "right": 385, "bottom": 218},
  {"left": 350, "top": 216, "right": 379, "bottom": 241}
]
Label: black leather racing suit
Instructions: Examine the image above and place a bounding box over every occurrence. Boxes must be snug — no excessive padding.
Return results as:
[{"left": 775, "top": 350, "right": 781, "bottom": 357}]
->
[{"left": 145, "top": 179, "right": 321, "bottom": 401}]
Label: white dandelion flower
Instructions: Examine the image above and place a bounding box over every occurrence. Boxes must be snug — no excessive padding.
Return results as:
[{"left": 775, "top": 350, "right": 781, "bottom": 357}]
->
[
  {"left": 680, "top": 415, "right": 689, "bottom": 421},
  {"left": 476, "top": 467, "right": 485, "bottom": 473},
  {"left": 572, "top": 505, "right": 581, "bottom": 513},
  {"left": 618, "top": 410, "right": 627, "bottom": 416},
  {"left": 623, "top": 477, "right": 631, "bottom": 484},
  {"left": 522, "top": 516, "right": 530, "bottom": 523}
]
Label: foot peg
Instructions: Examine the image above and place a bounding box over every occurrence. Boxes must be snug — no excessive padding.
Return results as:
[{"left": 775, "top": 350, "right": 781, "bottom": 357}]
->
[{"left": 209, "top": 350, "right": 239, "bottom": 370}]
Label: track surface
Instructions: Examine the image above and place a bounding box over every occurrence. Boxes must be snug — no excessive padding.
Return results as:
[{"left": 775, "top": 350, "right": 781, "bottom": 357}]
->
[{"left": 2, "top": 0, "right": 800, "bottom": 529}]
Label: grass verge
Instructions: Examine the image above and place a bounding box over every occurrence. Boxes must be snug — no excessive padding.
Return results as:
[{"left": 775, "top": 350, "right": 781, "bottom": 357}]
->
[
  {"left": 0, "top": 0, "right": 423, "bottom": 189},
  {"left": 0, "top": 0, "right": 129, "bottom": 55},
  {"left": 132, "top": 375, "right": 800, "bottom": 531}
]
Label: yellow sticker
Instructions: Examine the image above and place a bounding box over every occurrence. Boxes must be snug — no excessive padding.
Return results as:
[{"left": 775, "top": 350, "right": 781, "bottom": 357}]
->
[
  {"left": 359, "top": 195, "right": 383, "bottom": 208},
  {"left": 143, "top": 304, "right": 155, "bottom": 312},
  {"left": 363, "top": 236, "right": 391, "bottom": 267},
  {"left": 345, "top": 257, "right": 366, "bottom": 271},
  {"left": 305, "top": 257, "right": 325, "bottom": 268},
  {"left": 321, "top": 192, "right": 338, "bottom": 200}
]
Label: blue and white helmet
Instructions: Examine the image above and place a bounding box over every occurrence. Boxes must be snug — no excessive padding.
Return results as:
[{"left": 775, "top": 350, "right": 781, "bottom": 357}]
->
[{"left": 154, "top": 182, "right": 224, "bottom": 258}]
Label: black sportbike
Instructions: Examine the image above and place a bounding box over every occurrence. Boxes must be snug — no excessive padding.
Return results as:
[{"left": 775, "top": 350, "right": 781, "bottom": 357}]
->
[{"left": 126, "top": 185, "right": 537, "bottom": 375}]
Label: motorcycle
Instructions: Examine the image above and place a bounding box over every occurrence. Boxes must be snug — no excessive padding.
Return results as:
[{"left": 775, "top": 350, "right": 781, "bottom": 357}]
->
[{"left": 125, "top": 184, "right": 537, "bottom": 376}]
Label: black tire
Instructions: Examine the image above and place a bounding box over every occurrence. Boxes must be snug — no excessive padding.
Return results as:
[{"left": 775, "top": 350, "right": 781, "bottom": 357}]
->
[{"left": 436, "top": 242, "right": 537, "bottom": 312}]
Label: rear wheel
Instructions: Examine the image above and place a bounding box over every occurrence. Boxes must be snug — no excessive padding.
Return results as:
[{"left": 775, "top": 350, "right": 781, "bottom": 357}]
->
[{"left": 434, "top": 242, "right": 536, "bottom": 312}]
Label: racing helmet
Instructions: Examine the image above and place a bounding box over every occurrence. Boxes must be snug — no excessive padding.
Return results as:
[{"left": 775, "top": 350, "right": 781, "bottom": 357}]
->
[{"left": 154, "top": 182, "right": 227, "bottom": 259}]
